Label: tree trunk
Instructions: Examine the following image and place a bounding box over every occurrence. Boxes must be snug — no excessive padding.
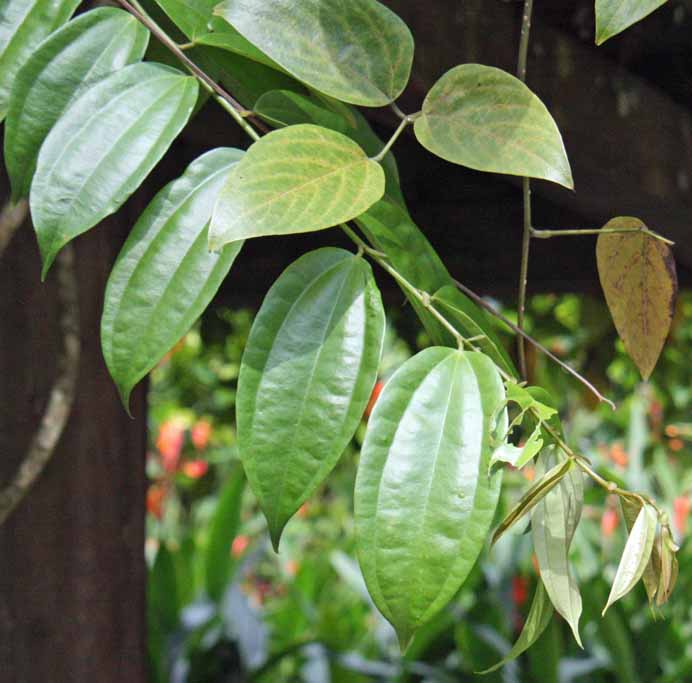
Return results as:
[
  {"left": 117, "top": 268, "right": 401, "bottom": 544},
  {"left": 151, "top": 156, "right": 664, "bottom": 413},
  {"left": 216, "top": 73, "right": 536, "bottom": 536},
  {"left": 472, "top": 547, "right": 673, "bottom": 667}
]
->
[{"left": 0, "top": 199, "right": 148, "bottom": 682}]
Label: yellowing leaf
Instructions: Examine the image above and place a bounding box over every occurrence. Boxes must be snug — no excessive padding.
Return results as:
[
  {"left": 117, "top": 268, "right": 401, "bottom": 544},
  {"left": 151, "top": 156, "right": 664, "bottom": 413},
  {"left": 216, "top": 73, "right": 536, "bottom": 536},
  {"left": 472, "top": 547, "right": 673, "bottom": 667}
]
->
[{"left": 596, "top": 218, "right": 677, "bottom": 379}]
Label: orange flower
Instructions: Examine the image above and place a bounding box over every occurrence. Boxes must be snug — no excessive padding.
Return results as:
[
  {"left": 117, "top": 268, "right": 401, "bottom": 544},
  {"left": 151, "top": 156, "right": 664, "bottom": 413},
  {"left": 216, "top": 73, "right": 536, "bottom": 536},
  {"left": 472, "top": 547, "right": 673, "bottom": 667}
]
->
[
  {"left": 156, "top": 418, "right": 185, "bottom": 472},
  {"left": 146, "top": 484, "right": 166, "bottom": 519},
  {"left": 191, "top": 419, "right": 212, "bottom": 451},
  {"left": 232, "top": 535, "right": 249, "bottom": 558},
  {"left": 182, "top": 459, "right": 208, "bottom": 479},
  {"left": 607, "top": 443, "right": 628, "bottom": 468},
  {"left": 673, "top": 496, "right": 690, "bottom": 535},
  {"left": 601, "top": 507, "right": 619, "bottom": 538},
  {"left": 511, "top": 576, "right": 529, "bottom": 607},
  {"left": 669, "top": 438, "right": 684, "bottom": 452}
]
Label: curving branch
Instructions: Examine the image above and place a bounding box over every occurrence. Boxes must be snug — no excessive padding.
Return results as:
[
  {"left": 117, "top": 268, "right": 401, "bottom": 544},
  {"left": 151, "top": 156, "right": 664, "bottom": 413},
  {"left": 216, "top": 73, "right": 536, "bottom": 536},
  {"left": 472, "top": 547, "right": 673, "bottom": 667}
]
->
[
  {"left": 0, "top": 199, "right": 28, "bottom": 258},
  {"left": 0, "top": 244, "right": 80, "bottom": 526}
]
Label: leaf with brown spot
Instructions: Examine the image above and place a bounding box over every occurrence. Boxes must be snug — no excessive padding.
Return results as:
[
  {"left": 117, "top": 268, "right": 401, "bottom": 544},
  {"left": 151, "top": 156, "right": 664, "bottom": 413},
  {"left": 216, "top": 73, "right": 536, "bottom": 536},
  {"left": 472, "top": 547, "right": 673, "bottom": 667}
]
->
[{"left": 596, "top": 217, "right": 677, "bottom": 379}]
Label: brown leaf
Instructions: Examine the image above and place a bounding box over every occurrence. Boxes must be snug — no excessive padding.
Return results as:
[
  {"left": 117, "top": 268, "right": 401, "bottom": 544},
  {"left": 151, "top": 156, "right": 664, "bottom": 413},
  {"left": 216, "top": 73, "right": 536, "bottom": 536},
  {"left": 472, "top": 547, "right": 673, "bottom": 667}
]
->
[{"left": 596, "top": 218, "right": 677, "bottom": 379}]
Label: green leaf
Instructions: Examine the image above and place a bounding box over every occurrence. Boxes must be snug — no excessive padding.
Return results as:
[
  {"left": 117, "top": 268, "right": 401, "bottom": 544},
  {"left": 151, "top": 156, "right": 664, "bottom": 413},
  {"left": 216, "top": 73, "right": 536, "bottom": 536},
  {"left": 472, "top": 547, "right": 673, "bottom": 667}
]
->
[
  {"left": 254, "top": 89, "right": 404, "bottom": 205},
  {"left": 491, "top": 423, "right": 544, "bottom": 471},
  {"left": 532, "top": 449, "right": 584, "bottom": 646},
  {"left": 655, "top": 525, "right": 679, "bottom": 607},
  {"left": 4, "top": 8, "right": 149, "bottom": 201},
  {"left": 208, "top": 124, "right": 384, "bottom": 249},
  {"left": 596, "top": 218, "right": 677, "bottom": 380},
  {"left": 213, "top": 0, "right": 413, "bottom": 106},
  {"left": 478, "top": 580, "right": 554, "bottom": 674},
  {"left": 595, "top": 0, "right": 668, "bottom": 45},
  {"left": 433, "top": 284, "right": 516, "bottom": 376},
  {"left": 414, "top": 64, "right": 573, "bottom": 189},
  {"left": 195, "top": 26, "right": 281, "bottom": 70},
  {"left": 148, "top": 544, "right": 179, "bottom": 634},
  {"left": 491, "top": 456, "right": 573, "bottom": 546},
  {"left": 154, "top": 0, "right": 215, "bottom": 39},
  {"left": 355, "top": 348, "right": 506, "bottom": 649},
  {"left": 603, "top": 503, "right": 657, "bottom": 615},
  {"left": 238, "top": 248, "right": 385, "bottom": 550},
  {"left": 205, "top": 463, "right": 246, "bottom": 602},
  {"left": 621, "top": 498, "right": 659, "bottom": 605},
  {"left": 30, "top": 62, "right": 199, "bottom": 277},
  {"left": 0, "top": 0, "right": 80, "bottom": 122},
  {"left": 101, "top": 148, "right": 244, "bottom": 409}
]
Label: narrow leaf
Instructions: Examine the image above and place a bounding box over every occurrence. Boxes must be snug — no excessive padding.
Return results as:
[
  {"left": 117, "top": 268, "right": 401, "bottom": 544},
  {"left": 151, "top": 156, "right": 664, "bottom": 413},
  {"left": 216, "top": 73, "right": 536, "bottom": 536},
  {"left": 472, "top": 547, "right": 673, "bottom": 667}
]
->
[
  {"left": 0, "top": 0, "right": 80, "bottom": 122},
  {"left": 414, "top": 64, "right": 573, "bottom": 188},
  {"left": 214, "top": 0, "right": 414, "bottom": 106},
  {"left": 101, "top": 148, "right": 244, "bottom": 409},
  {"left": 603, "top": 503, "right": 657, "bottom": 615},
  {"left": 492, "top": 457, "right": 573, "bottom": 546},
  {"left": 355, "top": 348, "right": 506, "bottom": 649},
  {"left": 31, "top": 62, "right": 199, "bottom": 277},
  {"left": 532, "top": 450, "right": 584, "bottom": 647},
  {"left": 595, "top": 0, "right": 668, "bottom": 45},
  {"left": 205, "top": 464, "right": 246, "bottom": 602},
  {"left": 621, "top": 497, "right": 660, "bottom": 604},
  {"left": 5, "top": 7, "right": 150, "bottom": 200},
  {"left": 655, "top": 525, "right": 679, "bottom": 607},
  {"left": 597, "top": 218, "right": 677, "bottom": 379},
  {"left": 238, "top": 248, "right": 385, "bottom": 550},
  {"left": 478, "top": 580, "right": 554, "bottom": 674},
  {"left": 208, "top": 124, "right": 384, "bottom": 249}
]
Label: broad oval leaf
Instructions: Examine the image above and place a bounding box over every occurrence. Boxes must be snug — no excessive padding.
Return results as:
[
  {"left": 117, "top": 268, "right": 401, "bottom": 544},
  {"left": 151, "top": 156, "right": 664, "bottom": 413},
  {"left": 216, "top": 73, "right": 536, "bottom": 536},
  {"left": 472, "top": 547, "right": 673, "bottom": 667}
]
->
[
  {"left": 595, "top": 0, "right": 667, "bottom": 45},
  {"left": 205, "top": 463, "right": 246, "bottom": 602},
  {"left": 478, "top": 580, "right": 554, "bottom": 674},
  {"left": 238, "top": 247, "right": 385, "bottom": 550},
  {"left": 196, "top": 26, "right": 281, "bottom": 70},
  {"left": 597, "top": 217, "right": 677, "bottom": 380},
  {"left": 621, "top": 497, "right": 659, "bottom": 605},
  {"left": 355, "top": 348, "right": 506, "bottom": 649},
  {"left": 208, "top": 124, "right": 384, "bottom": 249},
  {"left": 414, "top": 64, "right": 573, "bottom": 189},
  {"left": 101, "top": 148, "right": 244, "bottom": 409},
  {"left": 0, "top": 0, "right": 80, "bottom": 122},
  {"left": 532, "top": 449, "right": 584, "bottom": 647},
  {"left": 213, "top": 0, "right": 413, "bottom": 106},
  {"left": 603, "top": 503, "right": 657, "bottom": 615},
  {"left": 31, "top": 62, "right": 199, "bottom": 277},
  {"left": 4, "top": 7, "right": 150, "bottom": 200}
]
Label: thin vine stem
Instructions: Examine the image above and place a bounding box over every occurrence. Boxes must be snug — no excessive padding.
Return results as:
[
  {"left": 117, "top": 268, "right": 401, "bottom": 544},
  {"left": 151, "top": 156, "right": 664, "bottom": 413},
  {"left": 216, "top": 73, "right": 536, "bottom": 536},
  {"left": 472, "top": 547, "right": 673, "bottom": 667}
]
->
[
  {"left": 454, "top": 278, "right": 616, "bottom": 409},
  {"left": 516, "top": 0, "right": 534, "bottom": 380},
  {"left": 531, "top": 226, "right": 674, "bottom": 245},
  {"left": 372, "top": 113, "right": 419, "bottom": 162},
  {"left": 116, "top": 0, "right": 266, "bottom": 141}
]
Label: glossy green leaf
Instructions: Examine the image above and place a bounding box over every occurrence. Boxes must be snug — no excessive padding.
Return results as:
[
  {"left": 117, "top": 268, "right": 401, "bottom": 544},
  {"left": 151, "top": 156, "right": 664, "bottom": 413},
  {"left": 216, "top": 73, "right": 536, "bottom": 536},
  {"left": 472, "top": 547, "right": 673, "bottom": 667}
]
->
[
  {"left": 238, "top": 248, "right": 385, "bottom": 550},
  {"left": 491, "top": 456, "right": 573, "bottom": 546},
  {"left": 205, "top": 463, "right": 246, "bottom": 602},
  {"left": 414, "top": 64, "right": 573, "bottom": 189},
  {"left": 603, "top": 503, "right": 657, "bottom": 615},
  {"left": 532, "top": 450, "right": 584, "bottom": 646},
  {"left": 208, "top": 124, "right": 384, "bottom": 249},
  {"left": 4, "top": 8, "right": 149, "bottom": 201},
  {"left": 214, "top": 0, "right": 413, "bottom": 106},
  {"left": 355, "top": 348, "right": 506, "bottom": 649},
  {"left": 433, "top": 285, "right": 516, "bottom": 376},
  {"left": 101, "top": 148, "right": 244, "bottom": 409},
  {"left": 31, "top": 62, "right": 198, "bottom": 277},
  {"left": 595, "top": 0, "right": 668, "bottom": 45},
  {"left": 478, "top": 581, "right": 553, "bottom": 674},
  {"left": 154, "top": 0, "right": 215, "bottom": 39},
  {"left": 0, "top": 0, "right": 80, "bottom": 122}
]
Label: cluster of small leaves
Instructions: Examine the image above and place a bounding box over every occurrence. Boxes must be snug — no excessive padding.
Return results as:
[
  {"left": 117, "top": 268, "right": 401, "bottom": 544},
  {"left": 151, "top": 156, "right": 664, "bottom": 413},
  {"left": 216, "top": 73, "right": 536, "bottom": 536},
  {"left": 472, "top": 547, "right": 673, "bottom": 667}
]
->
[{"left": 0, "top": 0, "right": 680, "bottom": 669}]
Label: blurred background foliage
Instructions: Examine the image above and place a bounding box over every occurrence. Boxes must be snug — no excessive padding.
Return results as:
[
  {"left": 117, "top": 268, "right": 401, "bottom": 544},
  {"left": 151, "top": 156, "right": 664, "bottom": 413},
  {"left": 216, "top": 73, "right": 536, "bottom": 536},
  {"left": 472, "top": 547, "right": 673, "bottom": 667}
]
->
[{"left": 146, "top": 292, "right": 691, "bottom": 683}]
